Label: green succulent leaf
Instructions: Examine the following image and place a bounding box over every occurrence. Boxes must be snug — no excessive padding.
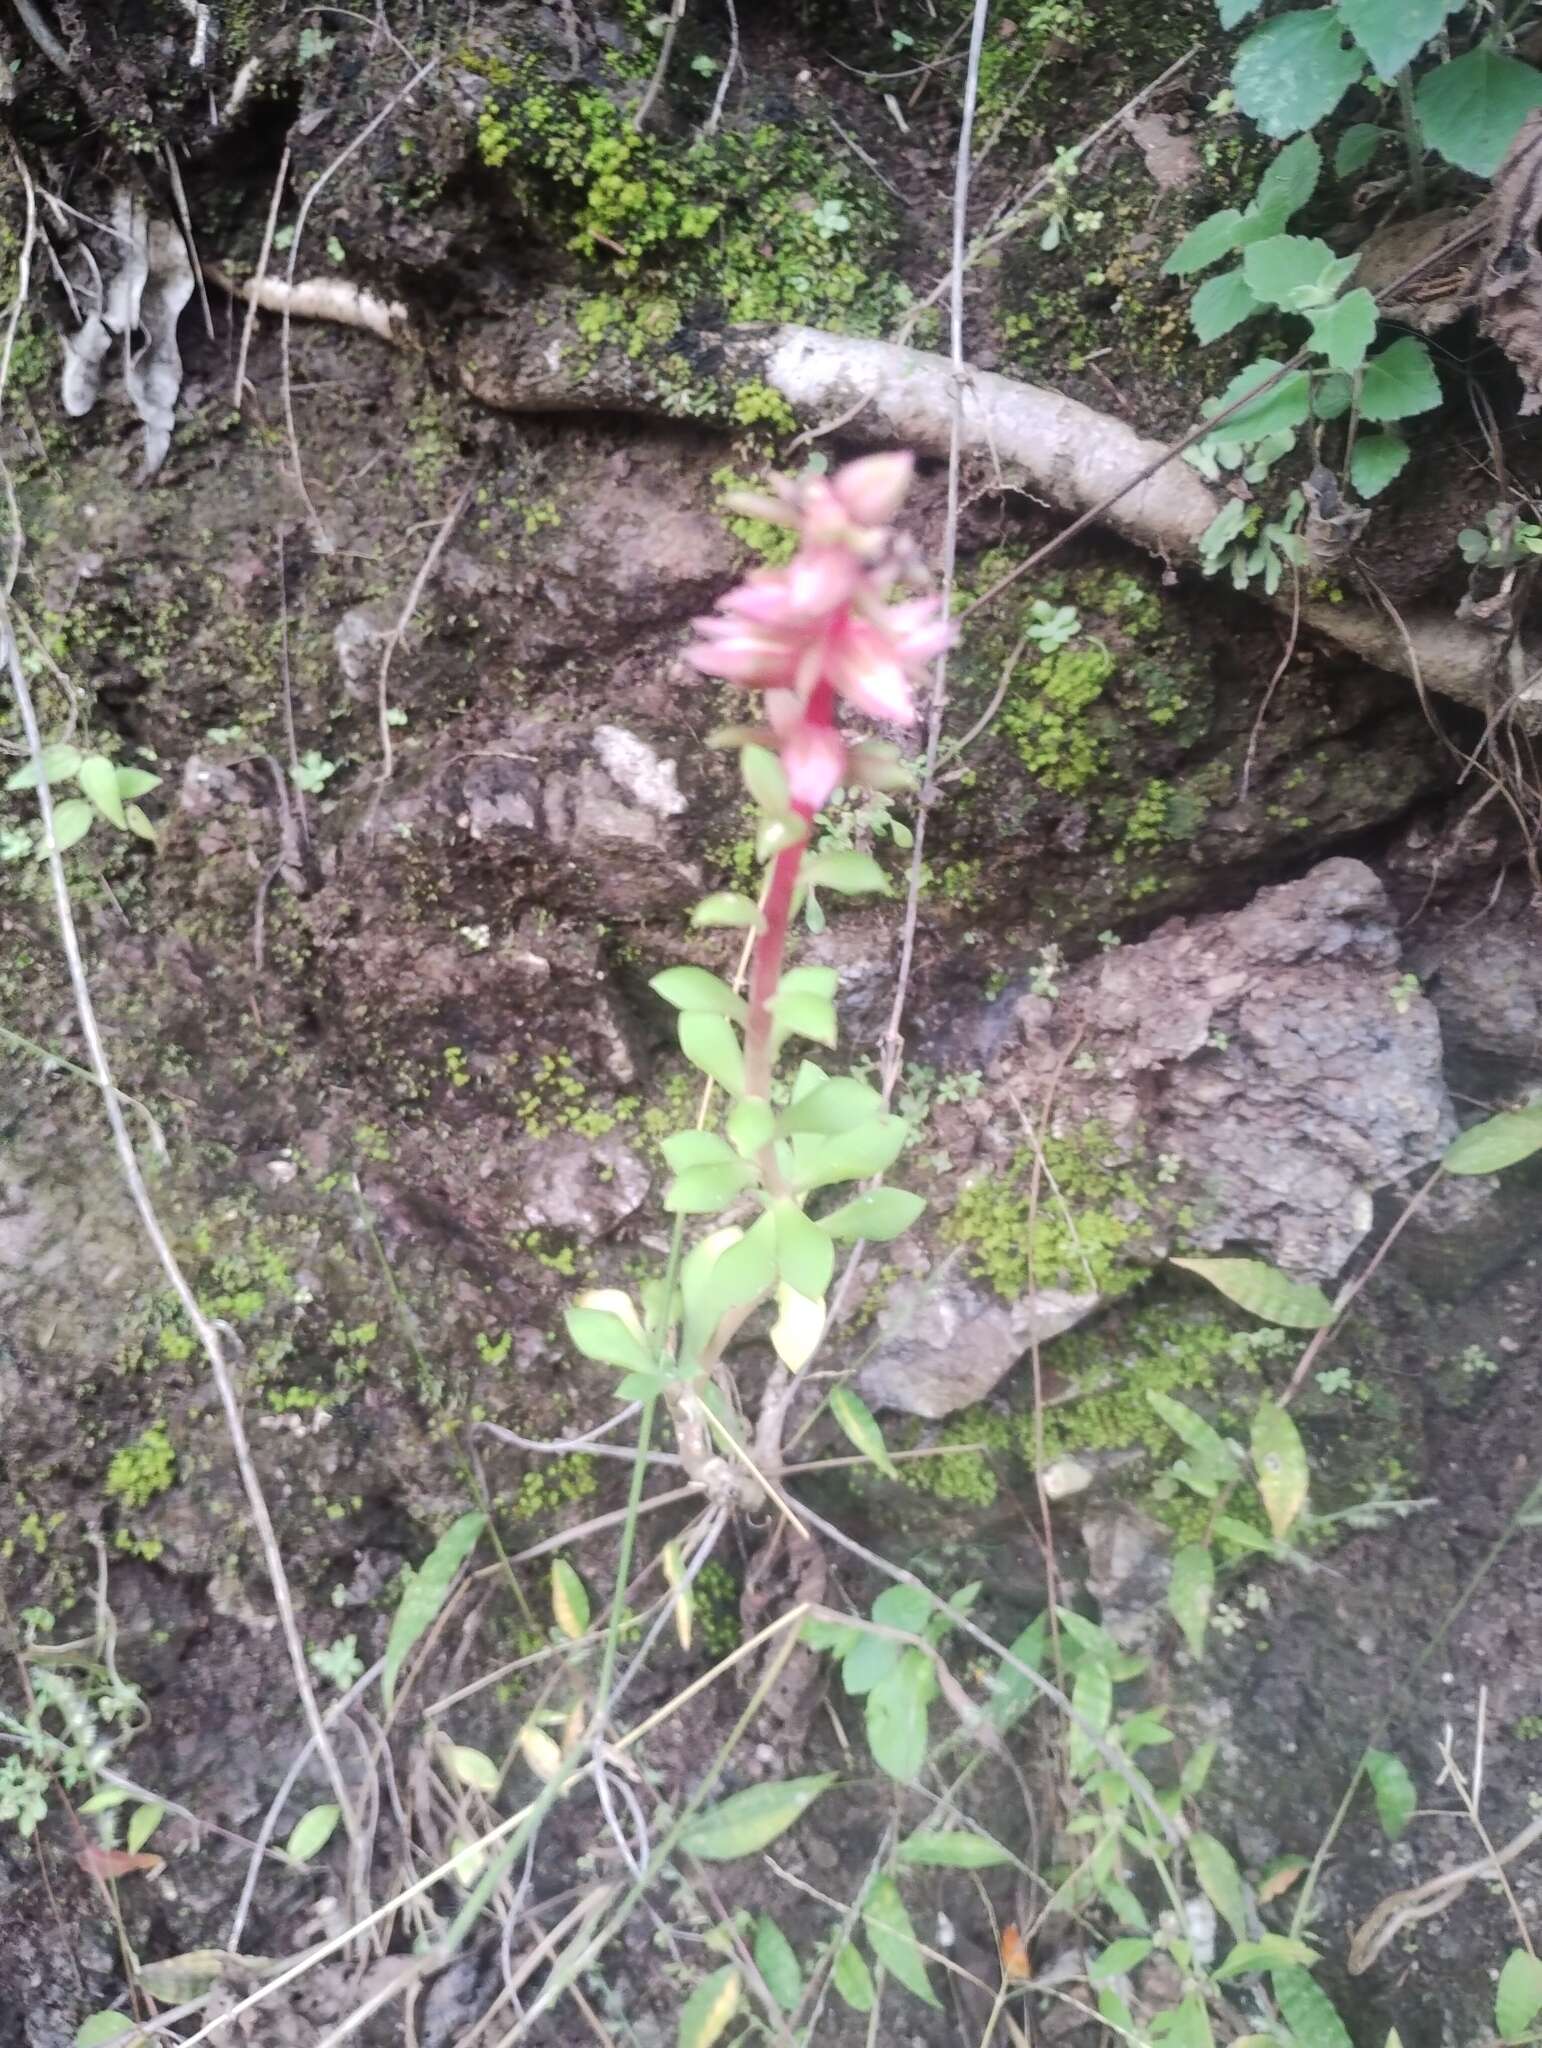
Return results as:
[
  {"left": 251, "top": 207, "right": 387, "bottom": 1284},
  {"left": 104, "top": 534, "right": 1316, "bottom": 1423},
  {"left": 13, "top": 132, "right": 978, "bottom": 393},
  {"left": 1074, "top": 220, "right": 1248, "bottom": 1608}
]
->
[
  {"left": 661, "top": 1130, "right": 736, "bottom": 1172},
  {"left": 778, "top": 1075, "right": 883, "bottom": 1136},
  {"left": 817, "top": 1186, "right": 925, "bottom": 1242},
  {"left": 665, "top": 1159, "right": 759, "bottom": 1214},
  {"left": 798, "top": 1116, "right": 909, "bottom": 1190},
  {"left": 650, "top": 967, "right": 747, "bottom": 1021},
  {"left": 690, "top": 891, "right": 762, "bottom": 930},
  {"left": 805, "top": 848, "right": 890, "bottom": 895},
  {"left": 678, "top": 1013, "right": 745, "bottom": 1095},
  {"left": 1364, "top": 1748, "right": 1416, "bottom": 1840}
]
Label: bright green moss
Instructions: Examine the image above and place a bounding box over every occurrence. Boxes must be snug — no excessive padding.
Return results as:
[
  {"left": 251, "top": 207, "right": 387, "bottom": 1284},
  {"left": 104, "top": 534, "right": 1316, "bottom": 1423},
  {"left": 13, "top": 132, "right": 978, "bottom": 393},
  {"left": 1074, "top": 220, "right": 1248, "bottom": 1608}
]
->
[
  {"left": 105, "top": 1424, "right": 176, "bottom": 1510},
  {"left": 475, "top": 72, "right": 903, "bottom": 351},
  {"left": 998, "top": 643, "right": 1116, "bottom": 793},
  {"left": 509, "top": 1453, "right": 598, "bottom": 1521},
  {"left": 900, "top": 1413, "right": 1011, "bottom": 1506},
  {"left": 693, "top": 1559, "right": 742, "bottom": 1659},
  {"left": 945, "top": 1124, "right": 1155, "bottom": 1301}
]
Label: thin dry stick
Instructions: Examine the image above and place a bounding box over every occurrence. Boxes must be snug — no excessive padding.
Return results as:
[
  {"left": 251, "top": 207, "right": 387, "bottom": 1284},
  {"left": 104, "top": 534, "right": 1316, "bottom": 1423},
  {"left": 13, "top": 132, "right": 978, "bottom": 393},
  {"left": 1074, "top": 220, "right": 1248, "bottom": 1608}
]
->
[
  {"left": 880, "top": 0, "right": 992, "bottom": 1100},
  {"left": 634, "top": 0, "right": 686, "bottom": 131},
  {"left": 1240, "top": 563, "right": 1302, "bottom": 800},
  {"left": 1282, "top": 1165, "right": 1443, "bottom": 1402},
  {"left": 1, "top": 618, "right": 359, "bottom": 1851},
  {"left": 703, "top": 0, "right": 739, "bottom": 136},
  {"left": 161, "top": 142, "right": 214, "bottom": 341},
  {"left": 280, "top": 59, "right": 437, "bottom": 548},
  {"left": 366, "top": 481, "right": 471, "bottom": 822},
  {"left": 233, "top": 146, "right": 290, "bottom": 410}
]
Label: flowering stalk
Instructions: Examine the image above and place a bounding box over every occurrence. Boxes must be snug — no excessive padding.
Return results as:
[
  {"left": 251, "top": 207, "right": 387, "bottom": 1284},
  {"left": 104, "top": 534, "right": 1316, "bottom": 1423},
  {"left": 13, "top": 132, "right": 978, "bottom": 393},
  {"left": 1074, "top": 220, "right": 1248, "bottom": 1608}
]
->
[{"left": 563, "top": 451, "right": 945, "bottom": 1485}]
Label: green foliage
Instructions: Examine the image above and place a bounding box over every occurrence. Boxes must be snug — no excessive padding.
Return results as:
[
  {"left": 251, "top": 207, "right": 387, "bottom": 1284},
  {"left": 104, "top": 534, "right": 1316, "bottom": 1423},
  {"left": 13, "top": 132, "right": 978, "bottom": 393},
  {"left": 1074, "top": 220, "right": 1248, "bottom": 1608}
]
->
[
  {"left": 475, "top": 72, "right": 904, "bottom": 358},
  {"left": 945, "top": 1123, "right": 1158, "bottom": 1300},
  {"left": 679, "top": 1775, "right": 834, "bottom": 1858},
  {"left": 999, "top": 641, "right": 1117, "bottom": 793},
  {"left": 1170, "top": 1256, "right": 1334, "bottom": 1329},
  {"left": 1497, "top": 1951, "right": 1542, "bottom": 2043},
  {"left": 104, "top": 1425, "right": 176, "bottom": 1511},
  {"left": 381, "top": 1512, "right": 486, "bottom": 1708},
  {"left": 5, "top": 745, "right": 162, "bottom": 858}
]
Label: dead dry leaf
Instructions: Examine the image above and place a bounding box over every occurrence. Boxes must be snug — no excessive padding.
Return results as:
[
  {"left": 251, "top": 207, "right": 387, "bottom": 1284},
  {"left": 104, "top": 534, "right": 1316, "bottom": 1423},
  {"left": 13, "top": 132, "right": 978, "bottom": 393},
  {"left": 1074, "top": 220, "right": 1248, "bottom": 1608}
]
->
[{"left": 1478, "top": 110, "right": 1542, "bottom": 414}]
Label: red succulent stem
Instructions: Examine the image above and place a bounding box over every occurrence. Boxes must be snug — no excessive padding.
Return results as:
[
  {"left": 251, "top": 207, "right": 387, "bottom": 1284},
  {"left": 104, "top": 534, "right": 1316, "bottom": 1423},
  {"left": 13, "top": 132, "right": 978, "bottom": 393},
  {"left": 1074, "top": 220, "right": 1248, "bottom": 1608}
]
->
[{"left": 742, "top": 679, "right": 834, "bottom": 1109}]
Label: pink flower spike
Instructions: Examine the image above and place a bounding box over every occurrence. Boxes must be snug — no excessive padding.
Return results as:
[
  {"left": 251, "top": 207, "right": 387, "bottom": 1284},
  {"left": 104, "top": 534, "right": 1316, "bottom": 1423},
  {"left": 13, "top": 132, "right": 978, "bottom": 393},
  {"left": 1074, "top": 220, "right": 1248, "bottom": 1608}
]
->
[
  {"left": 723, "top": 547, "right": 860, "bottom": 626},
  {"left": 685, "top": 631, "right": 798, "bottom": 687},
  {"left": 832, "top": 452, "right": 915, "bottom": 528},
  {"left": 781, "top": 718, "right": 848, "bottom": 814},
  {"left": 829, "top": 621, "right": 919, "bottom": 725}
]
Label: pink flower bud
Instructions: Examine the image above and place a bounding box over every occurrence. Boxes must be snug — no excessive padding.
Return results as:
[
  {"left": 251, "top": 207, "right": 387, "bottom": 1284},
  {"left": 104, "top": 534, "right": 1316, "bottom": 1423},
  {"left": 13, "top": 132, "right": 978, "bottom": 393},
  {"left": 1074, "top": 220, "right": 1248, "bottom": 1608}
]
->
[
  {"left": 831, "top": 452, "right": 915, "bottom": 528},
  {"left": 828, "top": 620, "right": 919, "bottom": 725}
]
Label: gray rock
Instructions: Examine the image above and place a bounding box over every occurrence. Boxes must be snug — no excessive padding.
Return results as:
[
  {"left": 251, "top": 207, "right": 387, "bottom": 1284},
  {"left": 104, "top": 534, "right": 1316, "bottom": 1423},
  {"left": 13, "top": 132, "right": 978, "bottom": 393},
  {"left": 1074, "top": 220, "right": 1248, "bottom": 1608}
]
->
[
  {"left": 859, "top": 860, "right": 1455, "bottom": 1416},
  {"left": 859, "top": 1270, "right": 1098, "bottom": 1419},
  {"left": 1410, "top": 896, "right": 1542, "bottom": 1071}
]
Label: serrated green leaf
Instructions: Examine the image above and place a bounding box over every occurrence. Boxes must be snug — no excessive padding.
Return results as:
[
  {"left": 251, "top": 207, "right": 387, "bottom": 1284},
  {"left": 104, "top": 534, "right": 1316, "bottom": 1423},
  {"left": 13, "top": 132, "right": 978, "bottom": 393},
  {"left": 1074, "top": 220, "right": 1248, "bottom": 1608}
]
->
[
  {"left": 565, "top": 1303, "right": 654, "bottom": 1371},
  {"left": 1364, "top": 1748, "right": 1416, "bottom": 1840},
  {"left": 1273, "top": 1965, "right": 1355, "bottom": 2048},
  {"left": 753, "top": 1915, "right": 802, "bottom": 2011},
  {"left": 1207, "top": 358, "right": 1313, "bottom": 441},
  {"left": 1193, "top": 268, "right": 1260, "bottom": 343},
  {"left": 866, "top": 1648, "right": 933, "bottom": 1781},
  {"left": 1242, "top": 235, "right": 1357, "bottom": 312},
  {"left": 679, "top": 1775, "right": 834, "bottom": 1859},
  {"left": 1168, "top": 1543, "right": 1214, "bottom": 1659},
  {"left": 6, "top": 743, "right": 82, "bottom": 791},
  {"left": 650, "top": 967, "right": 747, "bottom": 1022},
  {"left": 1416, "top": 46, "right": 1542, "bottom": 178},
  {"left": 1252, "top": 1402, "right": 1310, "bottom": 1539},
  {"left": 1213, "top": 1934, "right": 1320, "bottom": 1980},
  {"left": 382, "top": 1511, "right": 486, "bottom": 1707},
  {"left": 78, "top": 754, "right": 128, "bottom": 828},
  {"left": 898, "top": 1827, "right": 1013, "bottom": 1868},
  {"left": 39, "top": 798, "right": 95, "bottom": 855},
  {"left": 798, "top": 1115, "right": 909, "bottom": 1190},
  {"left": 1148, "top": 1391, "right": 1243, "bottom": 1481},
  {"left": 113, "top": 766, "right": 162, "bottom": 801},
  {"left": 285, "top": 1802, "right": 340, "bottom": 1864},
  {"left": 725, "top": 1095, "right": 775, "bottom": 1157},
  {"left": 678, "top": 1012, "right": 745, "bottom": 1095},
  {"left": 75, "top": 2016, "right": 140, "bottom": 2048},
  {"left": 1101, "top": 1876, "right": 1150, "bottom": 1930},
  {"left": 446, "top": 1745, "right": 499, "bottom": 1793},
  {"left": 1067, "top": 1657, "right": 1113, "bottom": 1779},
  {"left": 1443, "top": 1108, "right": 1542, "bottom": 1176},
  {"left": 1190, "top": 1831, "right": 1248, "bottom": 1941},
  {"left": 830, "top": 1385, "right": 898, "bottom": 1481},
  {"left": 1308, "top": 287, "right": 1377, "bottom": 373},
  {"left": 818, "top": 1186, "right": 925, "bottom": 1242},
  {"left": 1165, "top": 209, "right": 1245, "bottom": 278},
  {"left": 806, "top": 848, "right": 890, "bottom": 895},
  {"left": 1254, "top": 134, "right": 1322, "bottom": 219},
  {"left": 1349, "top": 431, "right": 1410, "bottom": 499},
  {"left": 1497, "top": 1950, "right": 1542, "bottom": 2043},
  {"left": 551, "top": 1558, "right": 590, "bottom": 1640},
  {"left": 1358, "top": 336, "right": 1441, "bottom": 423},
  {"left": 863, "top": 1876, "right": 939, "bottom": 2007},
  {"left": 832, "top": 1940, "right": 875, "bottom": 2012},
  {"left": 664, "top": 1158, "right": 758, "bottom": 1214},
  {"left": 1339, "top": 0, "right": 1456, "bottom": 82},
  {"left": 127, "top": 1801, "right": 164, "bottom": 1855},
  {"left": 1234, "top": 11, "right": 1365, "bottom": 139},
  {"left": 1091, "top": 1937, "right": 1153, "bottom": 1981},
  {"left": 677, "top": 1964, "right": 741, "bottom": 2048},
  {"left": 1172, "top": 1256, "right": 1334, "bottom": 1328},
  {"left": 1336, "top": 123, "right": 1386, "bottom": 177},
  {"left": 1181, "top": 1740, "right": 1218, "bottom": 1797}
]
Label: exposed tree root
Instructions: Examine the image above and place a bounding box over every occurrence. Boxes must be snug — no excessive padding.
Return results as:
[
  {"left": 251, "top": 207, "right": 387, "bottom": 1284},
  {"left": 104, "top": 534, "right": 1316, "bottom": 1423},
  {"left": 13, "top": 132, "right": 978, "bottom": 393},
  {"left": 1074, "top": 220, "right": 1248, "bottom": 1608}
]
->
[{"left": 219, "top": 273, "right": 1528, "bottom": 720}]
